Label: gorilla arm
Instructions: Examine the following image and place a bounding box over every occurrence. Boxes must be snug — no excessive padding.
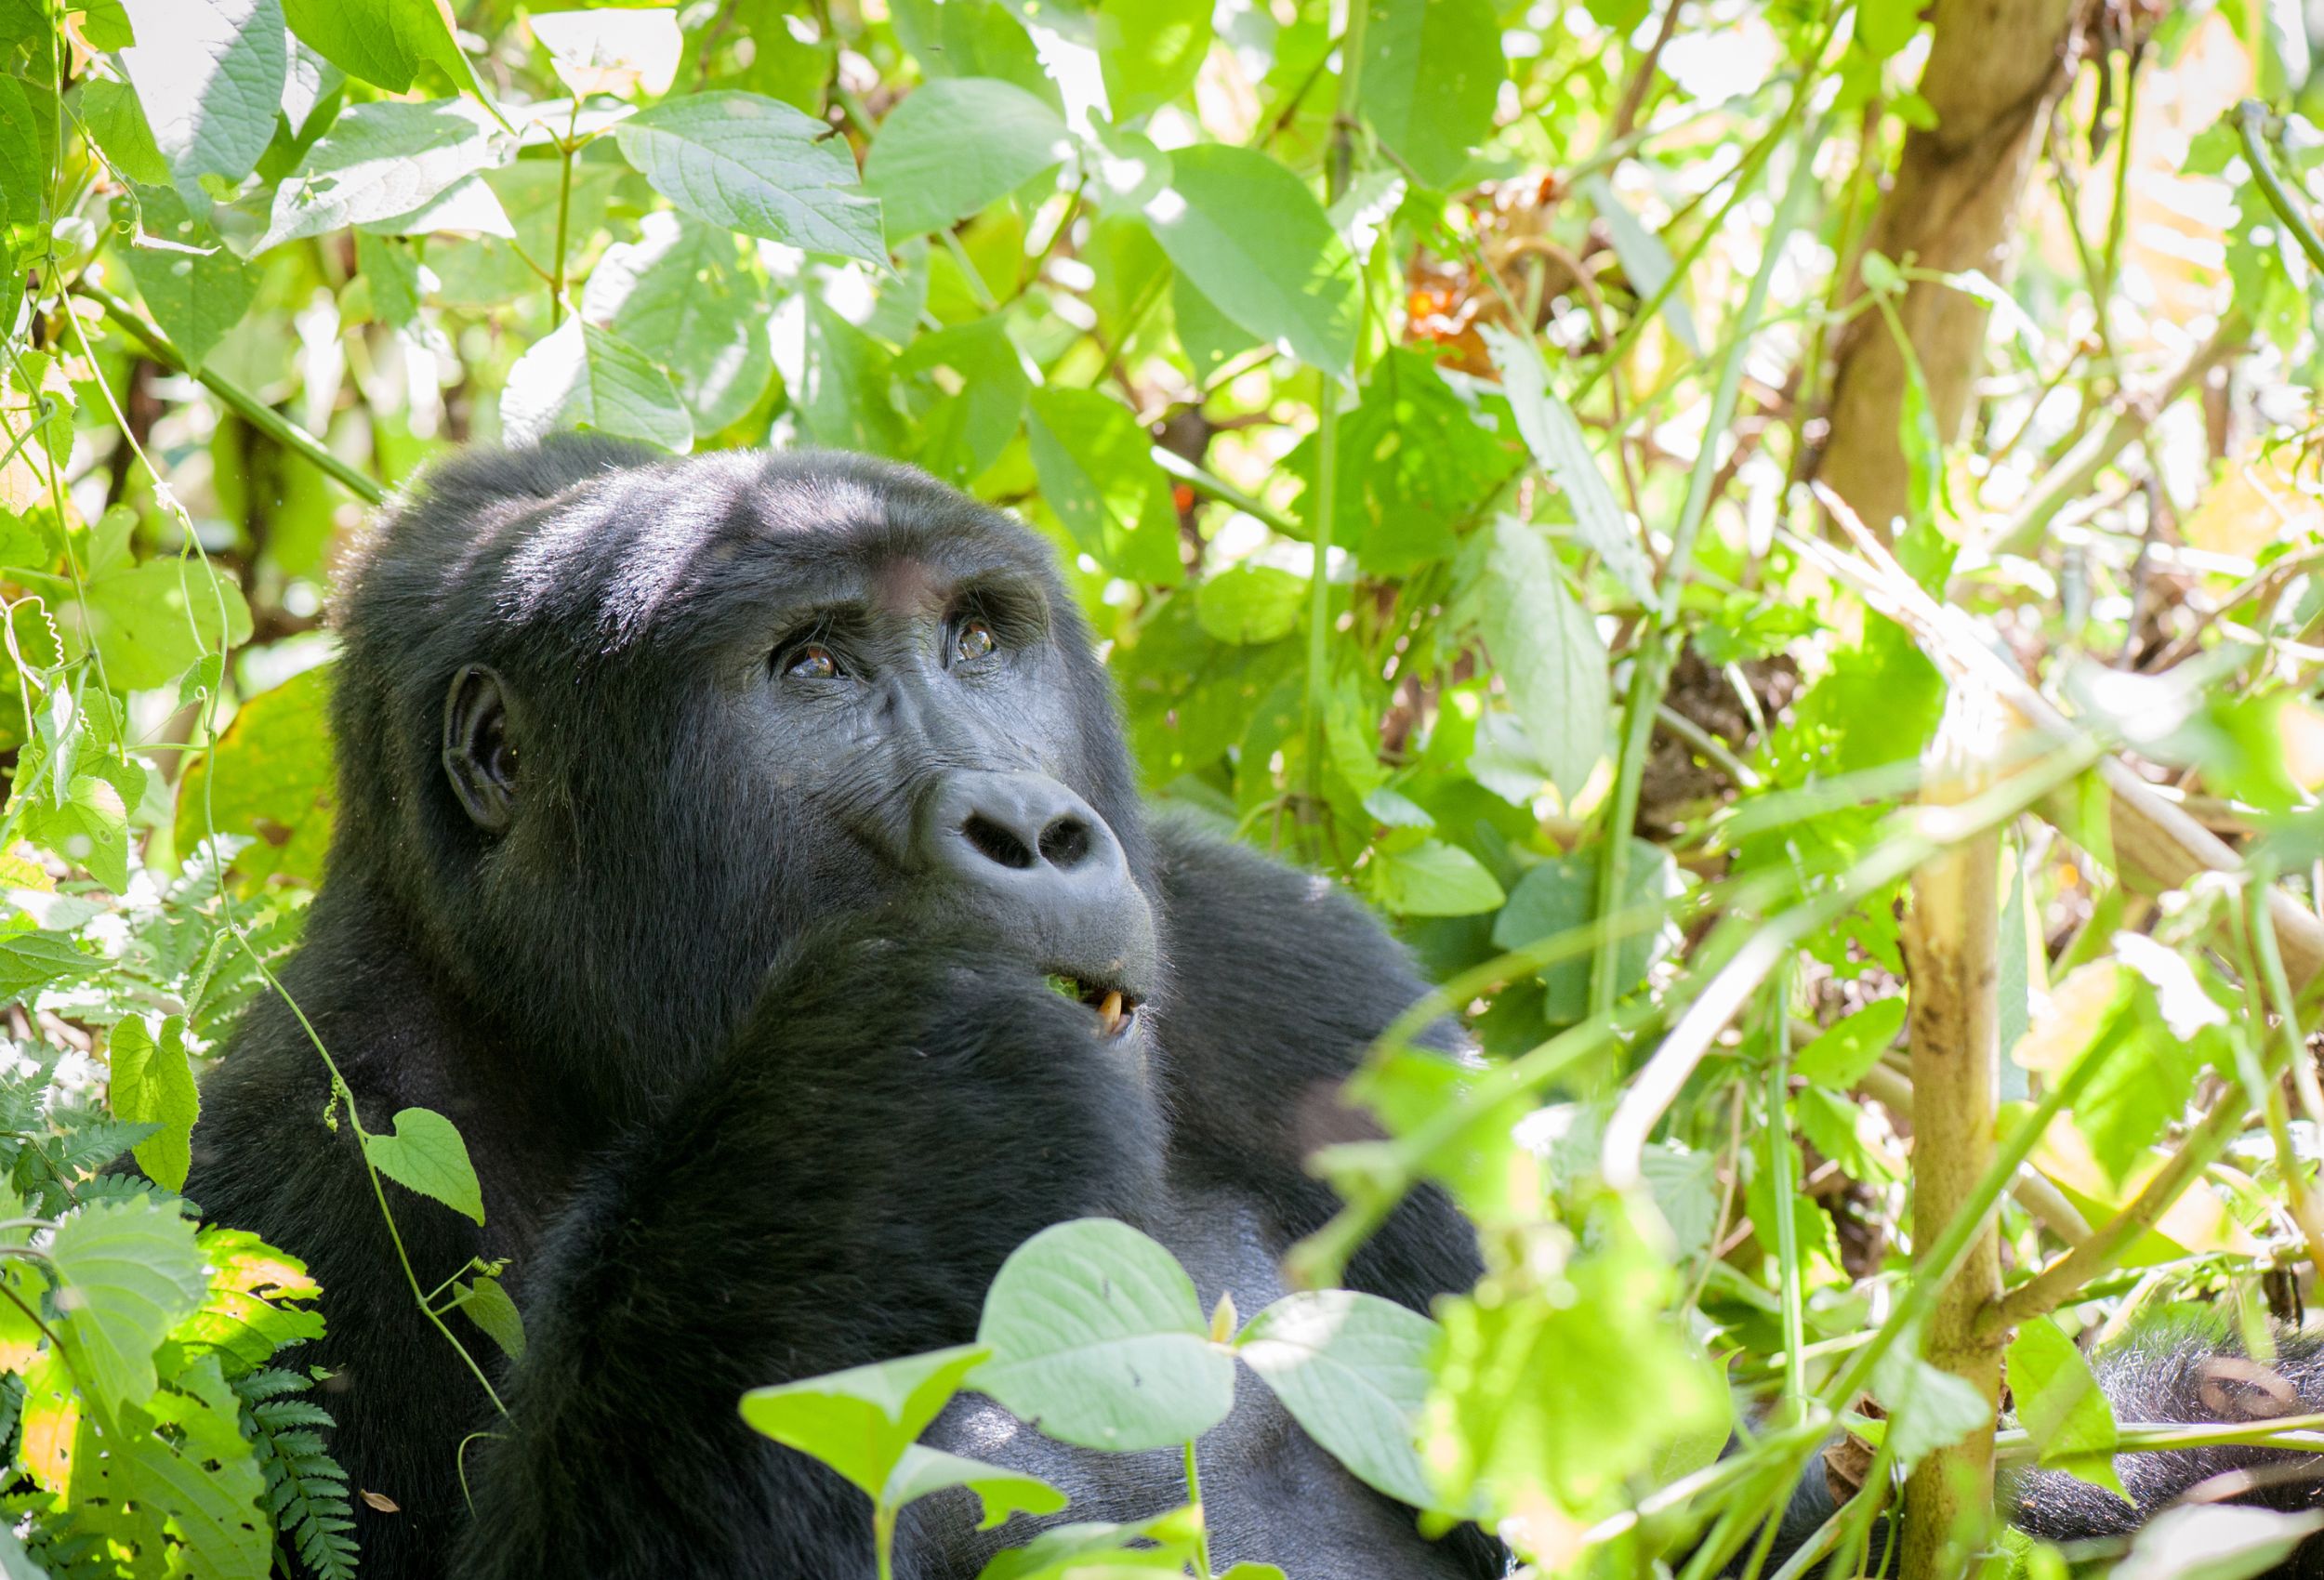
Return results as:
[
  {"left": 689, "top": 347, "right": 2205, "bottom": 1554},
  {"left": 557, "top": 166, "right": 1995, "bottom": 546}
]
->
[
  {"left": 1146, "top": 814, "right": 1485, "bottom": 1310},
  {"left": 453, "top": 928, "right": 1164, "bottom": 1580}
]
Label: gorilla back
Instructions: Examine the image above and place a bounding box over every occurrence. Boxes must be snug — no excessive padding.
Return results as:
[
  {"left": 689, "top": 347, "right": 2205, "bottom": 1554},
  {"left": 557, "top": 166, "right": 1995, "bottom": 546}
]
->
[{"left": 186, "top": 439, "right": 1498, "bottom": 1578}]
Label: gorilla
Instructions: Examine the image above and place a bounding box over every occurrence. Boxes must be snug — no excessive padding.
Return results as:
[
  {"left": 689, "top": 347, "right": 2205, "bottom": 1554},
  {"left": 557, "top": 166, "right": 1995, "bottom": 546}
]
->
[{"left": 182, "top": 439, "right": 2324, "bottom": 1579}]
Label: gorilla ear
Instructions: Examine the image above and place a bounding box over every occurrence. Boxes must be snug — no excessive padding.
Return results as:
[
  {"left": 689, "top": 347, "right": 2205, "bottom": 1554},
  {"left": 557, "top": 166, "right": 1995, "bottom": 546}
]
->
[{"left": 442, "top": 665, "right": 517, "bottom": 834}]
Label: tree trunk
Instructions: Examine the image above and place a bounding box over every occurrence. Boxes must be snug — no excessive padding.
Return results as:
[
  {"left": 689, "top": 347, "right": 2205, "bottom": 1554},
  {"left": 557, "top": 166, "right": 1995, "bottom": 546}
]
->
[{"left": 1816, "top": 0, "right": 2084, "bottom": 535}]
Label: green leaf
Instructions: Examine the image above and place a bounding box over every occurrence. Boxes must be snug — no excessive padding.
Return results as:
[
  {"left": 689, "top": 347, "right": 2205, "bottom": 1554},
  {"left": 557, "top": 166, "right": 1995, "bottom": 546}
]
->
[
  {"left": 80, "top": 79, "right": 172, "bottom": 188},
  {"left": 530, "top": 7, "right": 681, "bottom": 99},
  {"left": 890, "top": 0, "right": 1059, "bottom": 106},
  {"left": 48, "top": 1196, "right": 210, "bottom": 1419},
  {"left": 1474, "top": 516, "right": 1608, "bottom": 803},
  {"left": 124, "top": 187, "right": 258, "bottom": 372},
  {"left": 881, "top": 1443, "right": 1066, "bottom": 1527},
  {"left": 865, "top": 77, "right": 1072, "bottom": 238},
  {"left": 972, "top": 1509, "right": 1206, "bottom": 1580},
  {"left": 362, "top": 1106, "right": 485, "bottom": 1225},
  {"left": 0, "top": 931, "right": 94, "bottom": 1006},
  {"left": 257, "top": 98, "right": 507, "bottom": 253},
  {"left": 1236, "top": 1289, "right": 1441, "bottom": 1509},
  {"left": 1366, "top": 838, "right": 1505, "bottom": 917},
  {"left": 353, "top": 230, "right": 425, "bottom": 331},
  {"left": 1791, "top": 997, "right": 1908, "bottom": 1088},
  {"left": 69, "top": 557, "right": 255, "bottom": 692},
  {"left": 120, "top": 0, "right": 287, "bottom": 199},
  {"left": 1195, "top": 561, "right": 1305, "bottom": 645},
  {"left": 501, "top": 318, "right": 694, "bottom": 454},
  {"left": 2006, "top": 1320, "right": 2124, "bottom": 1498},
  {"left": 109, "top": 1014, "right": 200, "bottom": 1192},
  {"left": 2114, "top": 1507, "right": 2324, "bottom": 1580},
  {"left": 1024, "top": 388, "right": 1183, "bottom": 585},
  {"left": 1096, "top": 0, "right": 1212, "bottom": 123},
  {"left": 1490, "top": 839, "right": 1671, "bottom": 1021},
  {"left": 798, "top": 297, "right": 911, "bottom": 456},
  {"left": 583, "top": 211, "right": 772, "bottom": 434},
  {"left": 1869, "top": 1331, "right": 1990, "bottom": 1471},
  {"left": 449, "top": 1274, "right": 526, "bottom": 1362},
  {"left": 740, "top": 1344, "right": 987, "bottom": 1497},
  {"left": 1480, "top": 325, "right": 1652, "bottom": 610},
  {"left": 1578, "top": 175, "right": 1702, "bottom": 355},
  {"left": 971, "top": 1218, "right": 1235, "bottom": 1452},
  {"left": 893, "top": 314, "right": 1033, "bottom": 485},
  {"left": 1143, "top": 144, "right": 1359, "bottom": 383},
  {"left": 616, "top": 91, "right": 883, "bottom": 263},
  {"left": 176, "top": 663, "right": 335, "bottom": 890},
  {"left": 0, "top": 77, "right": 42, "bottom": 222},
  {"left": 283, "top": 0, "right": 473, "bottom": 95},
  {"left": 1357, "top": 0, "right": 1502, "bottom": 188}
]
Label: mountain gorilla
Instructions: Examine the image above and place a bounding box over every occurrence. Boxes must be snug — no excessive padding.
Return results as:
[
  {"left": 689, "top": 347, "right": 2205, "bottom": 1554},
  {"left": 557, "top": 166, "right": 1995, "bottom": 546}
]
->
[
  {"left": 185, "top": 438, "right": 1497, "bottom": 1579},
  {"left": 184, "top": 439, "right": 2324, "bottom": 1580}
]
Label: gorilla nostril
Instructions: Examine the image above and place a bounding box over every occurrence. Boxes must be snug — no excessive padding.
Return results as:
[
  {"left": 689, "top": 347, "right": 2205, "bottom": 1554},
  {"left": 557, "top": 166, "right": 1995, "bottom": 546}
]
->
[
  {"left": 961, "top": 813, "right": 1037, "bottom": 870},
  {"left": 1037, "top": 816, "right": 1092, "bottom": 869}
]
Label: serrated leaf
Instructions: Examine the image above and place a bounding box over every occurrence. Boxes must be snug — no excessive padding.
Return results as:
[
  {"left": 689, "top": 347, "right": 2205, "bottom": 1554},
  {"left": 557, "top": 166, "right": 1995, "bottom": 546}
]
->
[
  {"left": 616, "top": 91, "right": 882, "bottom": 263},
  {"left": 582, "top": 211, "right": 772, "bottom": 434},
  {"left": 125, "top": 187, "right": 258, "bottom": 371},
  {"left": 740, "top": 1344, "right": 986, "bottom": 1498},
  {"left": 67, "top": 557, "right": 254, "bottom": 692},
  {"left": 258, "top": 98, "right": 507, "bottom": 253},
  {"left": 501, "top": 318, "right": 693, "bottom": 453},
  {"left": 865, "top": 77, "right": 1071, "bottom": 237},
  {"left": 0, "top": 930, "right": 94, "bottom": 1005},
  {"left": 1357, "top": 0, "right": 1501, "bottom": 188},
  {"left": 1236, "top": 1289, "right": 1441, "bottom": 1509},
  {"left": 362, "top": 1107, "right": 484, "bottom": 1225},
  {"left": 172, "top": 1227, "right": 324, "bottom": 1376},
  {"left": 1474, "top": 516, "right": 1608, "bottom": 802},
  {"left": 1480, "top": 325, "right": 1652, "bottom": 610},
  {"left": 108, "top": 1014, "right": 200, "bottom": 1192},
  {"left": 1025, "top": 388, "right": 1183, "bottom": 585},
  {"left": 2006, "top": 1320, "right": 2124, "bottom": 1498},
  {"left": 120, "top": 0, "right": 286, "bottom": 200},
  {"left": 971, "top": 1218, "right": 1234, "bottom": 1452},
  {"left": 48, "top": 1195, "right": 210, "bottom": 1419},
  {"left": 1143, "top": 144, "right": 1358, "bottom": 383}
]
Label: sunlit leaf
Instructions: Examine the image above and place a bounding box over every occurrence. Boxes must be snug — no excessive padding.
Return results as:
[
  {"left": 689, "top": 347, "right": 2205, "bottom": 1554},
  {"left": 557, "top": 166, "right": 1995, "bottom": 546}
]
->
[
  {"left": 616, "top": 91, "right": 883, "bottom": 263},
  {"left": 362, "top": 1106, "right": 485, "bottom": 1225},
  {"left": 120, "top": 0, "right": 286, "bottom": 200},
  {"left": 865, "top": 77, "right": 1072, "bottom": 238}
]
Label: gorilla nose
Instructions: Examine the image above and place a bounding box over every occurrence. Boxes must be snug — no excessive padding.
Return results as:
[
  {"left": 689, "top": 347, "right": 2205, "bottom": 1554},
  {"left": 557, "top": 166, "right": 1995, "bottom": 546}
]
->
[{"left": 913, "top": 771, "right": 1157, "bottom": 1002}]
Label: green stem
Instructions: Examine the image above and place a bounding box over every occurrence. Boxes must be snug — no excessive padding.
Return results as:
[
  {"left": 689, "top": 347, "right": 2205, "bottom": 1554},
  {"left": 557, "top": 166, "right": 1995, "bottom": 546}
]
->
[
  {"left": 1588, "top": 112, "right": 1829, "bottom": 1019},
  {"left": 548, "top": 99, "right": 580, "bottom": 326},
  {"left": 1765, "top": 978, "right": 1806, "bottom": 1425},
  {"left": 79, "top": 283, "right": 384, "bottom": 505},
  {"left": 875, "top": 1504, "right": 897, "bottom": 1580},
  {"left": 1183, "top": 1439, "right": 1214, "bottom": 1580},
  {"left": 2238, "top": 99, "right": 2324, "bottom": 275}
]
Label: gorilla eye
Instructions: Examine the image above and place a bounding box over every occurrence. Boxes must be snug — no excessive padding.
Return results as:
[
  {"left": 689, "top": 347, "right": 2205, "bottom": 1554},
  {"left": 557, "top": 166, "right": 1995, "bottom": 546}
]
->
[
  {"left": 785, "top": 644, "right": 841, "bottom": 680},
  {"left": 952, "top": 620, "right": 997, "bottom": 665}
]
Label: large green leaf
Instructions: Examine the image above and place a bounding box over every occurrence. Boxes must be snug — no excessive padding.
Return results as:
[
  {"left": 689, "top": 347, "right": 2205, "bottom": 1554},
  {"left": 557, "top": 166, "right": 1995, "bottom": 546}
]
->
[
  {"left": 124, "top": 187, "right": 257, "bottom": 372},
  {"left": 890, "top": 0, "right": 1059, "bottom": 106},
  {"left": 283, "top": 0, "right": 472, "bottom": 95},
  {"left": 740, "top": 1345, "right": 987, "bottom": 1497},
  {"left": 0, "top": 931, "right": 95, "bottom": 1007},
  {"left": 865, "top": 77, "right": 1072, "bottom": 238},
  {"left": 2006, "top": 1319, "right": 2124, "bottom": 1498},
  {"left": 1024, "top": 388, "right": 1183, "bottom": 585},
  {"left": 363, "top": 1106, "right": 485, "bottom": 1225},
  {"left": 257, "top": 98, "right": 508, "bottom": 253},
  {"left": 1357, "top": 0, "right": 1501, "bottom": 188},
  {"left": 1096, "top": 0, "right": 1211, "bottom": 123},
  {"left": 1195, "top": 561, "right": 1305, "bottom": 645},
  {"left": 583, "top": 211, "right": 772, "bottom": 434},
  {"left": 119, "top": 0, "right": 286, "bottom": 200},
  {"left": 1473, "top": 516, "right": 1607, "bottom": 803},
  {"left": 894, "top": 314, "right": 1031, "bottom": 485},
  {"left": 1142, "top": 144, "right": 1358, "bottom": 383},
  {"left": 1480, "top": 326, "right": 1651, "bottom": 609},
  {"left": 501, "top": 318, "right": 694, "bottom": 453},
  {"left": 71, "top": 557, "right": 255, "bottom": 693},
  {"left": 798, "top": 298, "right": 910, "bottom": 457},
  {"left": 1236, "top": 1290, "right": 1442, "bottom": 1510},
  {"left": 176, "top": 662, "right": 335, "bottom": 890},
  {"left": 80, "top": 79, "right": 170, "bottom": 188},
  {"left": 1490, "top": 839, "right": 1672, "bottom": 1021},
  {"left": 1365, "top": 839, "right": 1505, "bottom": 917},
  {"left": 1790, "top": 997, "right": 1908, "bottom": 1088},
  {"left": 882, "top": 1443, "right": 1065, "bottom": 1528},
  {"left": 616, "top": 92, "right": 883, "bottom": 263},
  {"left": 971, "top": 1218, "right": 1234, "bottom": 1452},
  {"left": 0, "top": 76, "right": 42, "bottom": 221},
  {"left": 48, "top": 1196, "right": 210, "bottom": 1419},
  {"left": 108, "top": 1014, "right": 200, "bottom": 1192}
]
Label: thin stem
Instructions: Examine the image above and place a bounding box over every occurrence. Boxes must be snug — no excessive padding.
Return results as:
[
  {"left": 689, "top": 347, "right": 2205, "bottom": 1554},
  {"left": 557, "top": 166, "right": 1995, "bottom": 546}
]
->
[
  {"left": 875, "top": 1504, "right": 897, "bottom": 1580},
  {"left": 548, "top": 98, "right": 580, "bottom": 326},
  {"left": 2238, "top": 99, "right": 2324, "bottom": 275},
  {"left": 1765, "top": 981, "right": 1807, "bottom": 1423},
  {"left": 1183, "top": 1439, "right": 1214, "bottom": 1579}
]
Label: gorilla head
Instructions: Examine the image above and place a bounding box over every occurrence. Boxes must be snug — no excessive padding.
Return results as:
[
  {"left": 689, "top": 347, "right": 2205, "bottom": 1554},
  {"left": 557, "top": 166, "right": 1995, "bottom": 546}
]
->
[{"left": 324, "top": 438, "right": 1160, "bottom": 1116}]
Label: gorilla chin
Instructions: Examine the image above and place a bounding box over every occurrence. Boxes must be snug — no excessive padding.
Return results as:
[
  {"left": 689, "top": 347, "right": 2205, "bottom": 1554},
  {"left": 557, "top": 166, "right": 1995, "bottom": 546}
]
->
[{"left": 178, "top": 437, "right": 2324, "bottom": 1580}]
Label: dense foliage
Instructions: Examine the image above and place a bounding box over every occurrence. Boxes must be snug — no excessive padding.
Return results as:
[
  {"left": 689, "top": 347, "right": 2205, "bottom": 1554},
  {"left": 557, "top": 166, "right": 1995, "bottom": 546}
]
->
[{"left": 6, "top": 0, "right": 2324, "bottom": 1573}]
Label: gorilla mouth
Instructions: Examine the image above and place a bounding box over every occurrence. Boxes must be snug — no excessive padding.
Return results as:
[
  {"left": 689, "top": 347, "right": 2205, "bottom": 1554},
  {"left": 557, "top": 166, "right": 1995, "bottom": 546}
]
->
[{"left": 1046, "top": 974, "right": 1142, "bottom": 1037}]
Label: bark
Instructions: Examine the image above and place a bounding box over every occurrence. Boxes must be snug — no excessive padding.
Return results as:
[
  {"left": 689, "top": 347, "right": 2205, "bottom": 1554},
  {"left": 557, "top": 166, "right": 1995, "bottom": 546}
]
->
[
  {"left": 1899, "top": 692, "right": 2006, "bottom": 1580},
  {"left": 1816, "top": 0, "right": 2084, "bottom": 535}
]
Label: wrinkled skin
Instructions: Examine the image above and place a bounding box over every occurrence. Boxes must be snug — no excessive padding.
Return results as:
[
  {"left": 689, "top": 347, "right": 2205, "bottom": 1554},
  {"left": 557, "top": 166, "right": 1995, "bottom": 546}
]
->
[{"left": 189, "top": 441, "right": 1498, "bottom": 1579}]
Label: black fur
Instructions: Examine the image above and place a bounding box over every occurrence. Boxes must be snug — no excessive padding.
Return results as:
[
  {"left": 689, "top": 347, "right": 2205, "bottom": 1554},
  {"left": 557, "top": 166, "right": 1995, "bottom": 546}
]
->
[{"left": 187, "top": 441, "right": 1497, "bottom": 1578}]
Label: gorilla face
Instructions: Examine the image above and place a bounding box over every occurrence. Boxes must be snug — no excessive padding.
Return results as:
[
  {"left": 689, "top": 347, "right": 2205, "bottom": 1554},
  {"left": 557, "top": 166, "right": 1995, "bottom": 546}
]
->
[{"left": 330, "top": 443, "right": 1160, "bottom": 1112}]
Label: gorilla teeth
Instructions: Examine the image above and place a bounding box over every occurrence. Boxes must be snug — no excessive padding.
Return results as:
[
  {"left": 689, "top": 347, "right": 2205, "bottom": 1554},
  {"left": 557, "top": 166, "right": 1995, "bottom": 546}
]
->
[{"left": 1098, "top": 991, "right": 1127, "bottom": 1036}]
